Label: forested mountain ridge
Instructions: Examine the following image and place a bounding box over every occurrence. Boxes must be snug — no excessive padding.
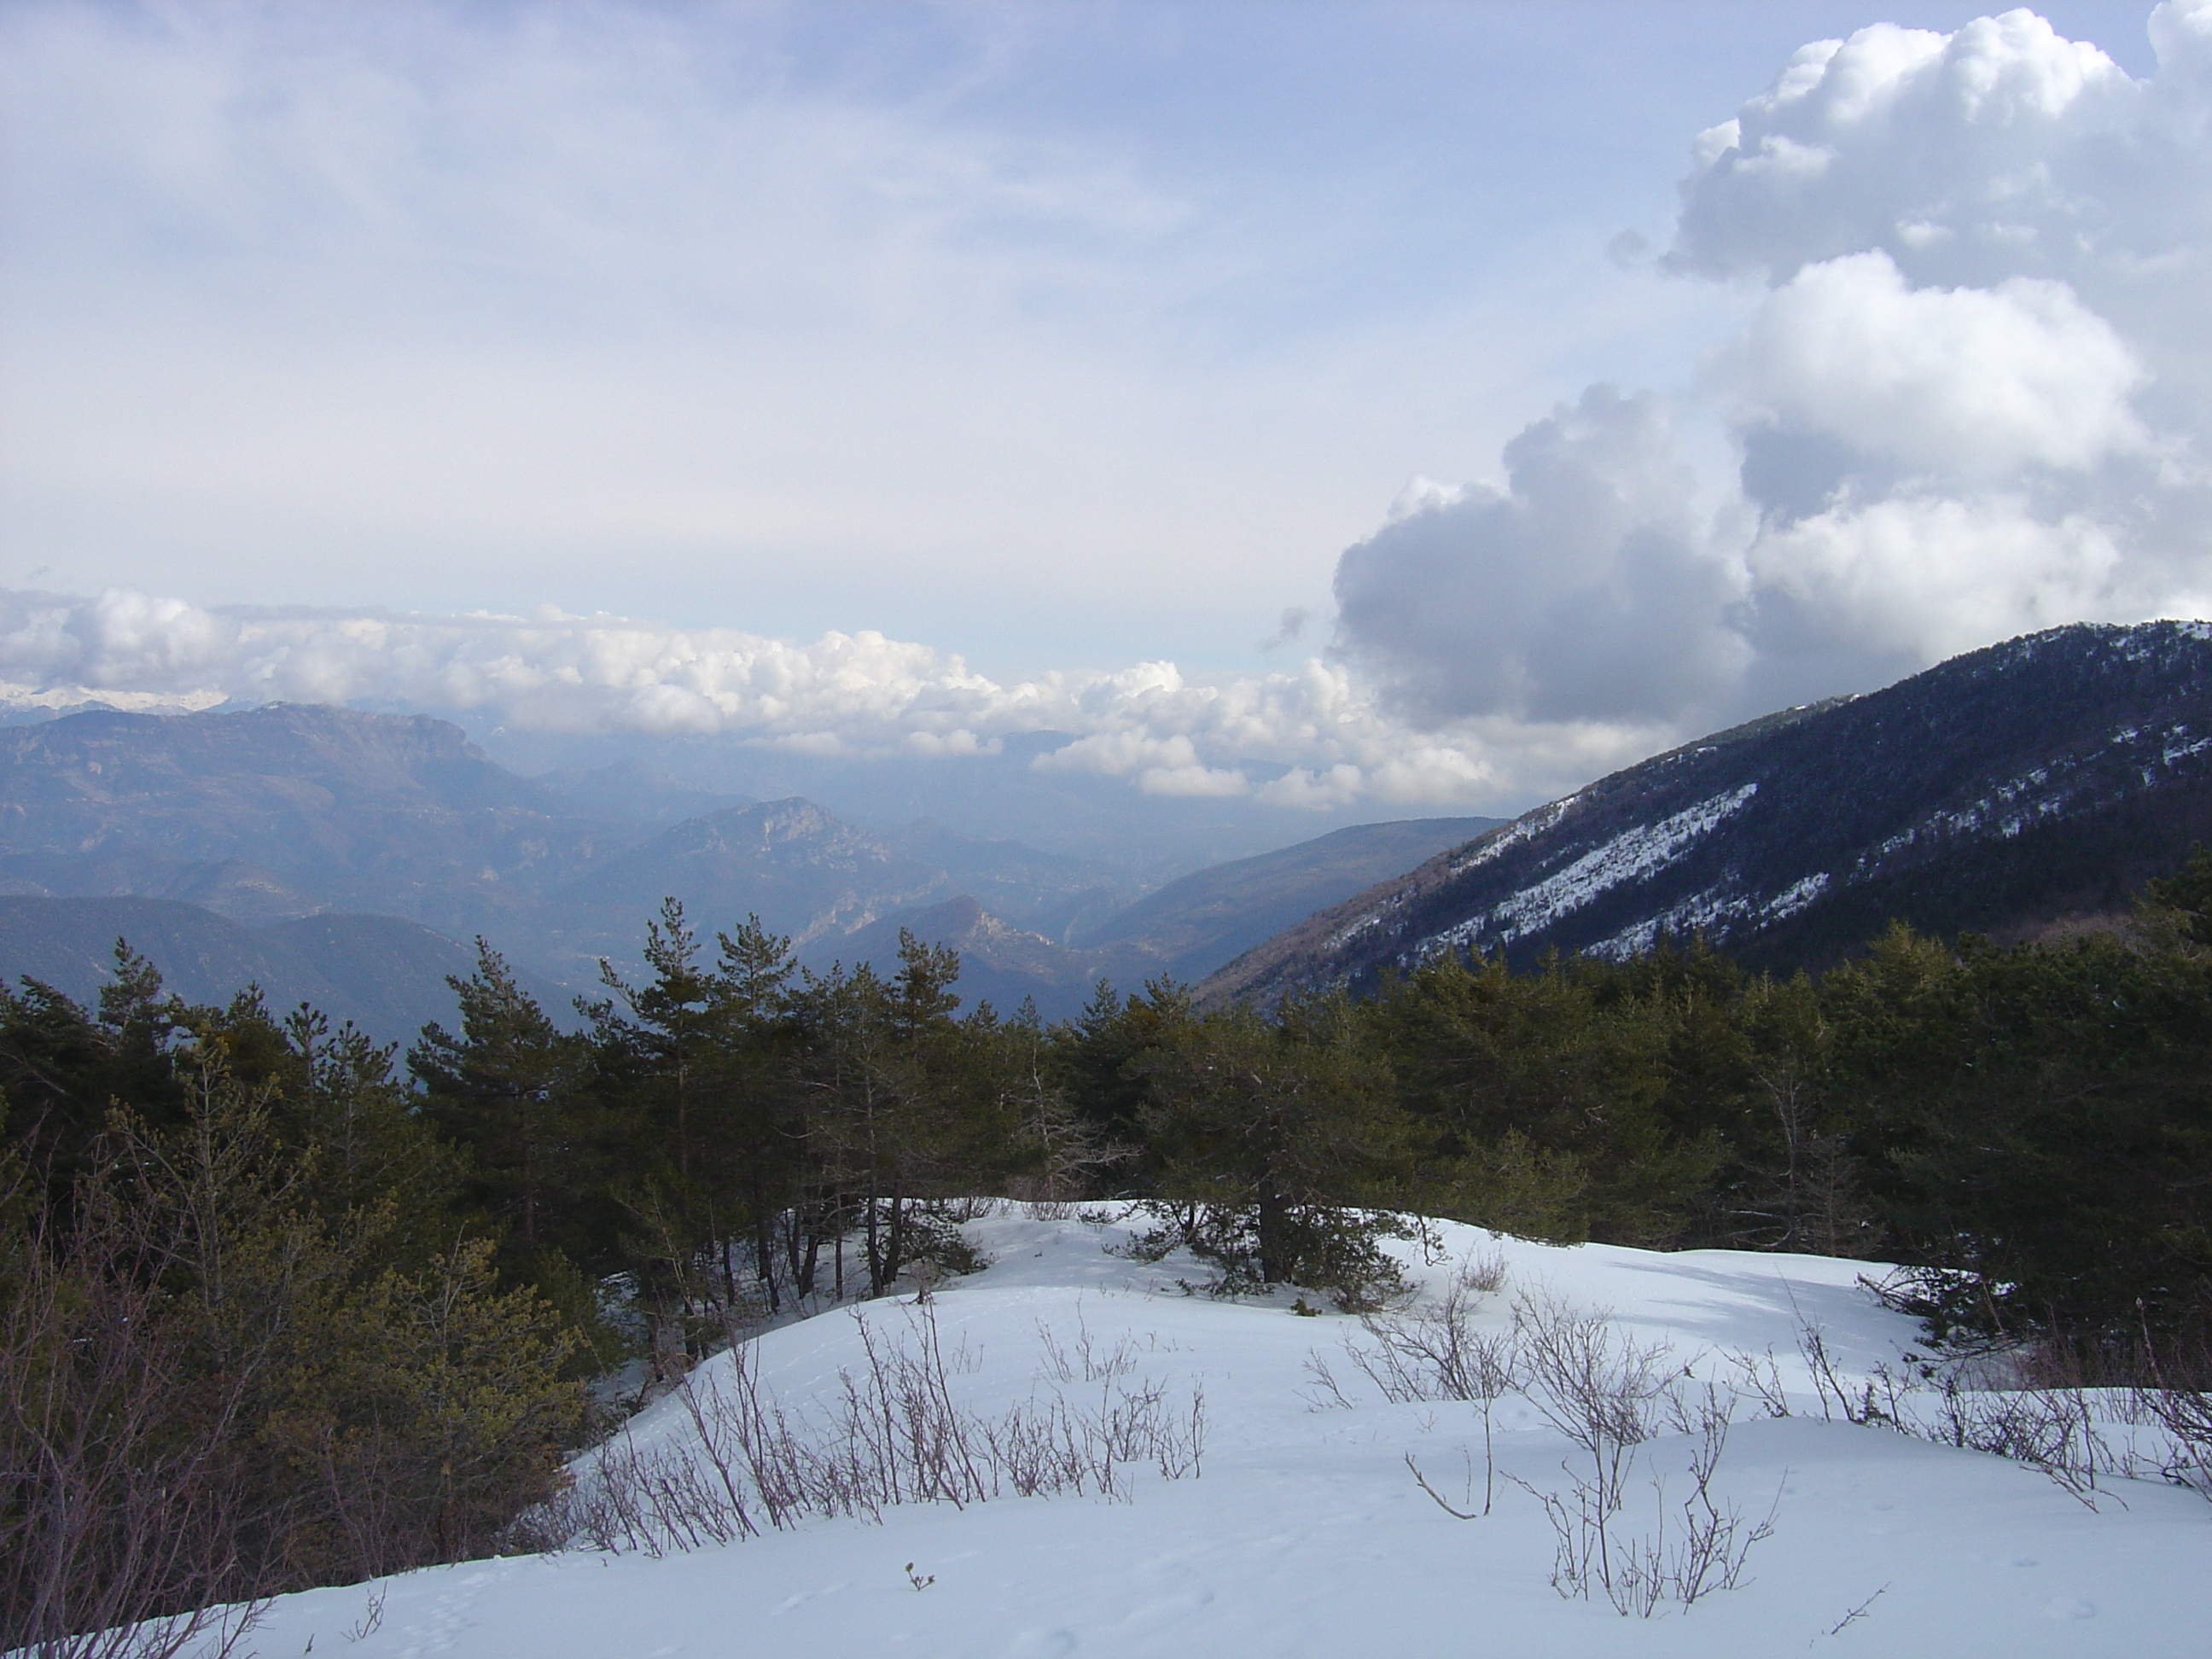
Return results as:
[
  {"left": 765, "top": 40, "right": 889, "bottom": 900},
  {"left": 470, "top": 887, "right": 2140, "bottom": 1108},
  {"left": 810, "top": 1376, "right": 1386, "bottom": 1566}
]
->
[
  {"left": 1073, "top": 814, "right": 1501, "bottom": 980},
  {"left": 1204, "top": 621, "right": 2212, "bottom": 1005}
]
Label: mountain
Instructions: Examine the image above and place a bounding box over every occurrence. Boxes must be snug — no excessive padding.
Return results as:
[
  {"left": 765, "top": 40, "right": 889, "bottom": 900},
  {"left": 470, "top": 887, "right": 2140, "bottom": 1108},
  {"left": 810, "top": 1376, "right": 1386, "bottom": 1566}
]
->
[
  {"left": 0, "top": 896, "right": 567, "bottom": 1047},
  {"left": 882, "top": 819, "right": 1142, "bottom": 943},
  {"left": 473, "top": 723, "right": 1441, "bottom": 877},
  {"left": 1205, "top": 622, "right": 2212, "bottom": 1006},
  {"left": 0, "top": 703, "right": 622, "bottom": 935},
  {"left": 0, "top": 707, "right": 1141, "bottom": 990},
  {"left": 531, "top": 758, "right": 754, "bottom": 826},
  {"left": 812, "top": 818, "right": 1499, "bottom": 1019},
  {"left": 1075, "top": 816, "right": 1502, "bottom": 981},
  {"left": 560, "top": 798, "right": 956, "bottom": 956},
  {"left": 813, "top": 894, "right": 1114, "bottom": 1020}
]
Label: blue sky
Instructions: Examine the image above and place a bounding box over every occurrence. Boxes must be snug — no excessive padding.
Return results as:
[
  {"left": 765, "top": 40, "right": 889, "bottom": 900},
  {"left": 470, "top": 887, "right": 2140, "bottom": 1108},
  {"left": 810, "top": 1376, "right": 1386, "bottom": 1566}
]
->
[{"left": 1, "top": 2, "right": 2203, "bottom": 815}]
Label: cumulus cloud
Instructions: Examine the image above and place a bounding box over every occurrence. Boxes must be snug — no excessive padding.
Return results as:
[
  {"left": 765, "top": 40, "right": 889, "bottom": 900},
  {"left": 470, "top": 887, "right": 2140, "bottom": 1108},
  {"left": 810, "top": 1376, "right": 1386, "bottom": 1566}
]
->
[
  {"left": 1667, "top": 12, "right": 2144, "bottom": 289},
  {"left": 1733, "top": 251, "right": 2148, "bottom": 478},
  {"left": 1333, "top": 385, "right": 1749, "bottom": 725},
  {"left": 1747, "top": 494, "right": 2125, "bottom": 661},
  {"left": 0, "top": 585, "right": 1656, "bottom": 812},
  {"left": 1336, "top": 4, "right": 2212, "bottom": 739}
]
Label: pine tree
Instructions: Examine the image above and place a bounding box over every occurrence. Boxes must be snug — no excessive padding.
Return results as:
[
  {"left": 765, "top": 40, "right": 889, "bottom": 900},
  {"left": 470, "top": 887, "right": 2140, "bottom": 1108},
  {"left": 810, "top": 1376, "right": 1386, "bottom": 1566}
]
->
[
  {"left": 410, "top": 940, "right": 588, "bottom": 1260},
  {"left": 1134, "top": 993, "right": 1411, "bottom": 1308}
]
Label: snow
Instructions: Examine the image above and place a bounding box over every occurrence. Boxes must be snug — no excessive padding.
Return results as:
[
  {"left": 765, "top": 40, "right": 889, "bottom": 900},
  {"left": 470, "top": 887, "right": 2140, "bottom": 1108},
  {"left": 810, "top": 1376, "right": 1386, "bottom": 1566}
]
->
[
  {"left": 2159, "top": 728, "right": 2212, "bottom": 766},
  {"left": 1860, "top": 719, "right": 2212, "bottom": 880},
  {"left": 224, "top": 1210, "right": 2210, "bottom": 1659},
  {"left": 1446, "top": 797, "right": 1575, "bottom": 881},
  {"left": 1423, "top": 783, "right": 1758, "bottom": 958},
  {"left": 1586, "top": 867, "right": 1833, "bottom": 959}
]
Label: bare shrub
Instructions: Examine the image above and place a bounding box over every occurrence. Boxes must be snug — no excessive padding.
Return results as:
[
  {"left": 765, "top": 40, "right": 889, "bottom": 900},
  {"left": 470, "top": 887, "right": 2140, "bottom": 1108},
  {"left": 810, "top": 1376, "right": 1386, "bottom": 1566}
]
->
[
  {"left": 1456, "top": 1246, "right": 1509, "bottom": 1296},
  {"left": 1347, "top": 1281, "right": 1517, "bottom": 1406},
  {"left": 2122, "top": 1327, "right": 2212, "bottom": 1499},
  {"left": 1651, "top": 1385, "right": 1778, "bottom": 1609},
  {"left": 533, "top": 1301, "right": 1204, "bottom": 1555},
  {"left": 2140, "top": 1384, "right": 2212, "bottom": 1497},
  {"left": 1718, "top": 1348, "right": 1793, "bottom": 1420},
  {"left": 1505, "top": 1295, "right": 1674, "bottom": 1603},
  {"left": 1034, "top": 1308, "right": 1142, "bottom": 1385},
  {"left": 1798, "top": 1320, "right": 1909, "bottom": 1427},
  {"left": 0, "top": 1202, "right": 268, "bottom": 1659},
  {"left": 1917, "top": 1375, "right": 2118, "bottom": 1508},
  {"left": 1345, "top": 1261, "right": 1520, "bottom": 1517},
  {"left": 341, "top": 1586, "right": 387, "bottom": 1644},
  {"left": 1790, "top": 1315, "right": 2145, "bottom": 1508},
  {"left": 1404, "top": 1294, "right": 1778, "bottom": 1615}
]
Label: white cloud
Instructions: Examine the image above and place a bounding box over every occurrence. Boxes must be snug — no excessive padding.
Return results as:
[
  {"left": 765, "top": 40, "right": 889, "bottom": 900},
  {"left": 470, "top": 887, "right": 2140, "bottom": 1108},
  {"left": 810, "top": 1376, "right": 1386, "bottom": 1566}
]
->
[
  {"left": 1336, "top": 6, "right": 2212, "bottom": 749},
  {"left": 0, "top": 585, "right": 1652, "bottom": 813},
  {"left": 1733, "top": 251, "right": 2148, "bottom": 477},
  {"left": 1668, "top": 13, "right": 2141, "bottom": 289},
  {"left": 1746, "top": 494, "right": 2127, "bottom": 661},
  {"left": 1254, "top": 765, "right": 1365, "bottom": 811},
  {"left": 18, "top": 7, "right": 2212, "bottom": 830},
  {"left": 0, "top": 0, "right": 1730, "bottom": 674},
  {"left": 1137, "top": 764, "right": 1252, "bottom": 799},
  {"left": 1331, "top": 385, "right": 1749, "bottom": 725}
]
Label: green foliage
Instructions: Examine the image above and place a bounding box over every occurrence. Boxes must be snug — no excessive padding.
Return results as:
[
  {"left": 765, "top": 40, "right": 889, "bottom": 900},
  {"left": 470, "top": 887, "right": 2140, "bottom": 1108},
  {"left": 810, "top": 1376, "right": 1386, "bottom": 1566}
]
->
[
  {"left": 1823, "top": 923, "right": 2212, "bottom": 1341},
  {"left": 1365, "top": 949, "right": 1726, "bottom": 1246},
  {"left": 0, "top": 1057, "right": 585, "bottom": 1646},
  {"left": 413, "top": 940, "right": 594, "bottom": 1260},
  {"left": 2137, "top": 841, "right": 2212, "bottom": 949},
  {"left": 1127, "top": 994, "right": 1412, "bottom": 1308}
]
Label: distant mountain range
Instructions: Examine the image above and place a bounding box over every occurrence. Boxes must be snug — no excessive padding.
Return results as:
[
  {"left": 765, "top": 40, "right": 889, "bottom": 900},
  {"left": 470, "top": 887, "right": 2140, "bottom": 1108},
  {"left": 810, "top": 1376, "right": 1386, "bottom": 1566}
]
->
[
  {"left": 1203, "top": 622, "right": 2212, "bottom": 1006},
  {"left": 0, "top": 701, "right": 1493, "bottom": 1025},
  {"left": 0, "top": 705, "right": 1137, "bottom": 978},
  {"left": 473, "top": 722, "right": 1441, "bottom": 877},
  {"left": 1075, "top": 817, "right": 1500, "bottom": 983},
  {"left": 817, "top": 812, "right": 1500, "bottom": 1019},
  {"left": 0, "top": 703, "right": 621, "bottom": 933},
  {"left": 30, "top": 628, "right": 2212, "bottom": 1035},
  {"left": 26, "top": 622, "right": 2212, "bottom": 1032},
  {"left": 0, "top": 897, "right": 570, "bottom": 1049}
]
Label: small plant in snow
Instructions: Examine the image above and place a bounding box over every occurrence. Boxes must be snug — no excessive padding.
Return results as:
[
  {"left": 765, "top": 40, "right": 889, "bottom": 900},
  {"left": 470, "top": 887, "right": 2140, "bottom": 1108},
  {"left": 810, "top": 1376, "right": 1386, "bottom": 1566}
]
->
[
  {"left": 532, "top": 1301, "right": 1205, "bottom": 1557},
  {"left": 1398, "top": 1291, "right": 1780, "bottom": 1616}
]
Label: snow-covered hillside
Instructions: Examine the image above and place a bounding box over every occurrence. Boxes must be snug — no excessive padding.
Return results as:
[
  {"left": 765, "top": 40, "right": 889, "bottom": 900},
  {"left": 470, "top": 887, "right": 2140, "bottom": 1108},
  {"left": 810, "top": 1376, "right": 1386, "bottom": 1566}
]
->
[
  {"left": 1204, "top": 621, "right": 2212, "bottom": 1005},
  {"left": 235, "top": 1209, "right": 2208, "bottom": 1658}
]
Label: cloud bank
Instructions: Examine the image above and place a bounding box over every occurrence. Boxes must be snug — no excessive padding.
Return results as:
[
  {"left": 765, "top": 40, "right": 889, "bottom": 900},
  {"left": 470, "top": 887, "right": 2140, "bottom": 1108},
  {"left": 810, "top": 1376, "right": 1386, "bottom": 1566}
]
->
[
  {"left": 1335, "top": 3, "right": 2212, "bottom": 730},
  {"left": 0, "top": 586, "right": 1653, "bottom": 812}
]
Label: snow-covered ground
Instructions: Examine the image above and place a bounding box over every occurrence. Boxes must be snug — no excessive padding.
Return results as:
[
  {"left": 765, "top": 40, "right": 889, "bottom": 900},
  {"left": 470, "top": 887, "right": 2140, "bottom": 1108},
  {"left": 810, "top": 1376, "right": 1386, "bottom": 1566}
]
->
[{"left": 239, "top": 1209, "right": 2209, "bottom": 1658}]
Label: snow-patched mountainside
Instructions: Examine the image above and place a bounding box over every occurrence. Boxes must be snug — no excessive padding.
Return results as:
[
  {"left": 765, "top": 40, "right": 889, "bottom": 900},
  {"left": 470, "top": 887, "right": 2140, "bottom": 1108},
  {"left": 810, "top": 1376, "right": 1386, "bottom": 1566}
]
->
[
  {"left": 1203, "top": 621, "right": 2212, "bottom": 1004},
  {"left": 230, "top": 1209, "right": 2209, "bottom": 1659}
]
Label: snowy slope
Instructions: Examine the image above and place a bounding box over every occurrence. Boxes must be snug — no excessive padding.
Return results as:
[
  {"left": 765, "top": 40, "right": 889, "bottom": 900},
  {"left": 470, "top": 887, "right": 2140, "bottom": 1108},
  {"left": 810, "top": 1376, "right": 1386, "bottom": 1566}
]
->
[
  {"left": 1204, "top": 620, "right": 2212, "bottom": 1004},
  {"left": 231, "top": 1210, "right": 2209, "bottom": 1659}
]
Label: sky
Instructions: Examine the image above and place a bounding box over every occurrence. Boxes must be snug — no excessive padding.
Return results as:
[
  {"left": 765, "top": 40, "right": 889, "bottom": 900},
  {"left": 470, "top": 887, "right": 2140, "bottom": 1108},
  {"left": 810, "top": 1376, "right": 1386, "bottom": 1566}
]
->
[{"left": 2, "top": 0, "right": 2205, "bottom": 818}]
